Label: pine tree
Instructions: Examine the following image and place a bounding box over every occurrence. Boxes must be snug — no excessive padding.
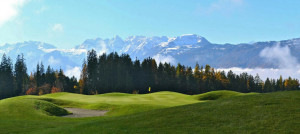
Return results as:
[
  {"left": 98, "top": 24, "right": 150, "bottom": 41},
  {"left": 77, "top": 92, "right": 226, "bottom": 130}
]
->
[
  {"left": 45, "top": 65, "right": 56, "bottom": 86},
  {"left": 86, "top": 49, "right": 98, "bottom": 94},
  {"left": 186, "top": 67, "right": 194, "bottom": 94},
  {"left": 133, "top": 59, "right": 142, "bottom": 93},
  {"left": 276, "top": 75, "right": 284, "bottom": 91},
  {"left": 0, "top": 54, "right": 15, "bottom": 98},
  {"left": 40, "top": 62, "right": 45, "bottom": 85},
  {"left": 35, "top": 63, "right": 41, "bottom": 87},
  {"left": 14, "top": 54, "right": 28, "bottom": 95},
  {"left": 97, "top": 53, "right": 107, "bottom": 93},
  {"left": 254, "top": 74, "right": 263, "bottom": 92},
  {"left": 55, "top": 68, "right": 65, "bottom": 91},
  {"left": 264, "top": 78, "right": 272, "bottom": 92}
]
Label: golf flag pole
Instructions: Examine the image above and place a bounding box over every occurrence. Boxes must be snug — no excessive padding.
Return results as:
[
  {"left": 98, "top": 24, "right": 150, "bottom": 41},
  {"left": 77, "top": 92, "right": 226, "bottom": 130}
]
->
[{"left": 149, "top": 87, "right": 151, "bottom": 101}]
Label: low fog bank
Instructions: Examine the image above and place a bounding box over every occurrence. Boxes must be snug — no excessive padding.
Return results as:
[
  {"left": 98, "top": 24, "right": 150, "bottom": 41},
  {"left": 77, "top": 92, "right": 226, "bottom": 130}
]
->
[
  {"left": 218, "top": 68, "right": 300, "bottom": 80},
  {"left": 219, "top": 43, "right": 300, "bottom": 80}
]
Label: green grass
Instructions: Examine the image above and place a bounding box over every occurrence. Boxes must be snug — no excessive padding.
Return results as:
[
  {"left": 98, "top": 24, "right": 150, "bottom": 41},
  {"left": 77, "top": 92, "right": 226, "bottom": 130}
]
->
[
  {"left": 194, "top": 90, "right": 257, "bottom": 100},
  {"left": 0, "top": 90, "right": 299, "bottom": 133},
  {"left": 33, "top": 99, "right": 70, "bottom": 116},
  {"left": 40, "top": 91, "right": 200, "bottom": 116}
]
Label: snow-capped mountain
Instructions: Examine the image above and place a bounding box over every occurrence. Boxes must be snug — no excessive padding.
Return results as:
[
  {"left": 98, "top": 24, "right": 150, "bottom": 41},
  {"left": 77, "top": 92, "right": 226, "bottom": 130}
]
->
[
  {"left": 1, "top": 34, "right": 300, "bottom": 78},
  {"left": 75, "top": 34, "right": 300, "bottom": 68},
  {"left": 0, "top": 41, "right": 85, "bottom": 74},
  {"left": 75, "top": 34, "right": 211, "bottom": 62}
]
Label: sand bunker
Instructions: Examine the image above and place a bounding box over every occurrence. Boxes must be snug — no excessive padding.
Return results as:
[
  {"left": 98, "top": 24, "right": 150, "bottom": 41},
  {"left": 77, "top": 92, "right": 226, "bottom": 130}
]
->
[{"left": 63, "top": 108, "right": 108, "bottom": 118}]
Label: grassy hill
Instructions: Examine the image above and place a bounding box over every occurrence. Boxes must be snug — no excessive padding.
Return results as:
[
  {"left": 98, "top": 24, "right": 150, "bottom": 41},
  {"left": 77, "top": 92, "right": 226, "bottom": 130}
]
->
[{"left": 0, "top": 90, "right": 299, "bottom": 133}]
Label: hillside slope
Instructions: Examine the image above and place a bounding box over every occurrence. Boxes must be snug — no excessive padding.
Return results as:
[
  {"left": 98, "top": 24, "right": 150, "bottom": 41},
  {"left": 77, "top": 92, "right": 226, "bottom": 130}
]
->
[
  {"left": 0, "top": 91, "right": 299, "bottom": 133},
  {"left": 43, "top": 91, "right": 300, "bottom": 134}
]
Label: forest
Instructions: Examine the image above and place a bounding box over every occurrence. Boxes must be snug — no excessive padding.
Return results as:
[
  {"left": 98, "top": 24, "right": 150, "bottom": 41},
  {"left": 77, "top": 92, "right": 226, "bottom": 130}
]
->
[{"left": 0, "top": 50, "right": 299, "bottom": 99}]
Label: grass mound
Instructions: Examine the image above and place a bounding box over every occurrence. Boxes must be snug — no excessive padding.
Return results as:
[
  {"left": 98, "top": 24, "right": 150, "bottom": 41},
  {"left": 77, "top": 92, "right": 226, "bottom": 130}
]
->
[
  {"left": 194, "top": 90, "right": 245, "bottom": 100},
  {"left": 34, "top": 100, "right": 69, "bottom": 116},
  {"left": 39, "top": 91, "right": 200, "bottom": 112},
  {"left": 99, "top": 92, "right": 136, "bottom": 96},
  {"left": 42, "top": 92, "right": 72, "bottom": 97}
]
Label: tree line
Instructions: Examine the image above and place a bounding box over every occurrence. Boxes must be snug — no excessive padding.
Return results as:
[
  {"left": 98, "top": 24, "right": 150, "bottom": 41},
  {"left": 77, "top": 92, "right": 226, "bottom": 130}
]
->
[
  {"left": 0, "top": 50, "right": 299, "bottom": 99},
  {"left": 0, "top": 54, "right": 77, "bottom": 99},
  {"left": 79, "top": 50, "right": 300, "bottom": 95}
]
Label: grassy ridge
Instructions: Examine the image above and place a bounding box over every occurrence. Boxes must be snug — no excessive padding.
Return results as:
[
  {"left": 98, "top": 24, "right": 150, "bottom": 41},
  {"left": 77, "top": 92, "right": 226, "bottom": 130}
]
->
[
  {"left": 40, "top": 91, "right": 201, "bottom": 116},
  {"left": 0, "top": 91, "right": 299, "bottom": 133},
  {"left": 194, "top": 90, "right": 257, "bottom": 100}
]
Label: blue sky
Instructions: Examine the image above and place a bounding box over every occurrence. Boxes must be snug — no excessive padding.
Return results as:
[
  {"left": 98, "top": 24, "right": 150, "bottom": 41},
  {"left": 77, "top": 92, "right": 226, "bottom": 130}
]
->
[{"left": 0, "top": 0, "right": 299, "bottom": 48}]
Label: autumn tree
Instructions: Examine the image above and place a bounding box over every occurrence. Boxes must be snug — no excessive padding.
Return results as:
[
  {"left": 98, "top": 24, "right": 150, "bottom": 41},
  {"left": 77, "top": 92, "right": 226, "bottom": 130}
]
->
[{"left": 79, "top": 60, "right": 88, "bottom": 94}]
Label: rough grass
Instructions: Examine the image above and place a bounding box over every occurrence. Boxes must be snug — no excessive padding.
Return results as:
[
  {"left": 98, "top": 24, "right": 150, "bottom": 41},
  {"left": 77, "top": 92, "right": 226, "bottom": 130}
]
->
[
  {"left": 33, "top": 100, "right": 69, "bottom": 116},
  {"left": 0, "top": 90, "right": 299, "bottom": 133}
]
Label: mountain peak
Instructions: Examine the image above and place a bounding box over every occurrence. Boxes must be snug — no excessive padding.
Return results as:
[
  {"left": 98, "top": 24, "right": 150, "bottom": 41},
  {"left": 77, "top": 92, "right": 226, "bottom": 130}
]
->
[
  {"left": 111, "top": 35, "right": 124, "bottom": 43},
  {"left": 2, "top": 41, "right": 56, "bottom": 50},
  {"left": 171, "top": 34, "right": 209, "bottom": 45},
  {"left": 113, "top": 35, "right": 122, "bottom": 40}
]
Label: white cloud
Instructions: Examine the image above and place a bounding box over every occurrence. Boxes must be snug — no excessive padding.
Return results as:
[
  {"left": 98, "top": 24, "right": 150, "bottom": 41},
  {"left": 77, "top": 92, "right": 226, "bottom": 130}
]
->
[
  {"left": 48, "top": 56, "right": 60, "bottom": 65},
  {"left": 52, "top": 23, "right": 64, "bottom": 32},
  {"left": 65, "top": 66, "right": 81, "bottom": 79},
  {"left": 197, "top": 0, "right": 244, "bottom": 15},
  {"left": 35, "top": 6, "right": 47, "bottom": 14},
  {"left": 260, "top": 43, "right": 299, "bottom": 69},
  {"left": 98, "top": 42, "right": 108, "bottom": 55},
  {"left": 218, "top": 43, "right": 300, "bottom": 80},
  {"left": 218, "top": 67, "right": 300, "bottom": 80},
  {"left": 0, "top": 0, "right": 27, "bottom": 26},
  {"left": 153, "top": 54, "right": 176, "bottom": 64}
]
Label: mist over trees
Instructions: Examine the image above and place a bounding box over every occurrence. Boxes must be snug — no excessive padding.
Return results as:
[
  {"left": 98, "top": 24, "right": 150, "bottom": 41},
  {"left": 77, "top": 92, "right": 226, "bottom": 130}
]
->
[{"left": 0, "top": 50, "right": 299, "bottom": 99}]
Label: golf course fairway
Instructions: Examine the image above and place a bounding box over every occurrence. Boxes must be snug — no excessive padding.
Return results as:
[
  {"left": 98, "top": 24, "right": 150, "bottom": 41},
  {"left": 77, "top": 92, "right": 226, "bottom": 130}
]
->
[{"left": 0, "top": 90, "right": 299, "bottom": 133}]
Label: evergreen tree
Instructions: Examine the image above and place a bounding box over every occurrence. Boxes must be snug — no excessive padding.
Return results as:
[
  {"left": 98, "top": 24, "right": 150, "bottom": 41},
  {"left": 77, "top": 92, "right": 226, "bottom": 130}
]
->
[
  {"left": 40, "top": 62, "right": 45, "bottom": 85},
  {"left": 186, "top": 67, "right": 194, "bottom": 94},
  {"left": 276, "top": 75, "right": 284, "bottom": 91},
  {"left": 0, "top": 54, "right": 15, "bottom": 98},
  {"left": 55, "top": 68, "right": 65, "bottom": 91},
  {"left": 45, "top": 65, "right": 56, "bottom": 86},
  {"left": 133, "top": 59, "right": 142, "bottom": 93},
  {"left": 35, "top": 63, "right": 41, "bottom": 87},
  {"left": 254, "top": 74, "right": 263, "bottom": 92},
  {"left": 264, "top": 78, "right": 272, "bottom": 92},
  {"left": 14, "top": 54, "right": 28, "bottom": 95},
  {"left": 86, "top": 49, "right": 98, "bottom": 94}
]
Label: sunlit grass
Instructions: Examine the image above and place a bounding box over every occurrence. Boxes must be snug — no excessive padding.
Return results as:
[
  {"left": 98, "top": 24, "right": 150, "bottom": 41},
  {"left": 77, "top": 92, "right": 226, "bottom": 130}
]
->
[{"left": 0, "top": 90, "right": 299, "bottom": 133}]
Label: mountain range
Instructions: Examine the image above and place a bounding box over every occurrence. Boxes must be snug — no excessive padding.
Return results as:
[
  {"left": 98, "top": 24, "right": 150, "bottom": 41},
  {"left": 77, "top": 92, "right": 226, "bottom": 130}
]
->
[{"left": 1, "top": 34, "right": 300, "bottom": 78}]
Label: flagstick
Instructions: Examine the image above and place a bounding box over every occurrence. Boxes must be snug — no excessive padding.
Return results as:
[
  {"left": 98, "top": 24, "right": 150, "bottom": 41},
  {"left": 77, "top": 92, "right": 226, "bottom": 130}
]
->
[{"left": 149, "top": 87, "right": 151, "bottom": 103}]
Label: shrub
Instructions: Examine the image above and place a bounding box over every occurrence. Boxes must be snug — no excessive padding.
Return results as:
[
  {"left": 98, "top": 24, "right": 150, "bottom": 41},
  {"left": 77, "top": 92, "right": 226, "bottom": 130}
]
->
[
  {"left": 38, "top": 84, "right": 51, "bottom": 95},
  {"left": 26, "top": 88, "right": 37, "bottom": 95},
  {"left": 51, "top": 87, "right": 61, "bottom": 93}
]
